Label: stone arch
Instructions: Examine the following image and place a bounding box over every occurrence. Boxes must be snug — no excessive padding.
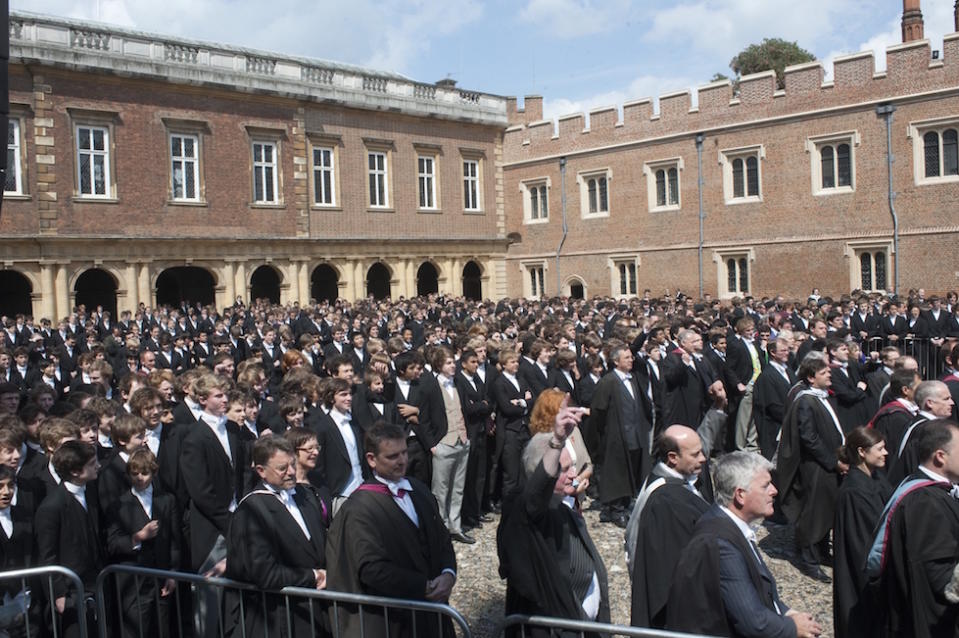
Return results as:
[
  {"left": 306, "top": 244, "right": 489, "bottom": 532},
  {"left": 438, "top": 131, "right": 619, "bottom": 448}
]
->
[
  {"left": 416, "top": 261, "right": 439, "bottom": 297},
  {"left": 565, "top": 275, "right": 586, "bottom": 300},
  {"left": 0, "top": 269, "right": 33, "bottom": 317},
  {"left": 462, "top": 260, "right": 483, "bottom": 301},
  {"left": 73, "top": 268, "right": 119, "bottom": 317},
  {"left": 310, "top": 263, "right": 341, "bottom": 304},
  {"left": 366, "top": 262, "right": 392, "bottom": 300},
  {"left": 249, "top": 264, "right": 282, "bottom": 305},
  {"left": 155, "top": 265, "right": 217, "bottom": 308}
]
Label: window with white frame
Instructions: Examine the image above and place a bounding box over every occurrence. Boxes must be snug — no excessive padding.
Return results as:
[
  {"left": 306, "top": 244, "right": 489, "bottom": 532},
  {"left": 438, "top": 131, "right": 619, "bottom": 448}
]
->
[
  {"left": 613, "top": 261, "right": 637, "bottom": 297},
  {"left": 5, "top": 120, "right": 22, "bottom": 195},
  {"left": 252, "top": 140, "right": 279, "bottom": 204},
  {"left": 908, "top": 117, "right": 959, "bottom": 185},
  {"left": 76, "top": 125, "right": 111, "bottom": 197},
  {"left": 368, "top": 151, "right": 389, "bottom": 208},
  {"left": 725, "top": 257, "right": 749, "bottom": 294},
  {"left": 923, "top": 129, "right": 958, "bottom": 178},
  {"left": 858, "top": 250, "right": 888, "bottom": 292},
  {"left": 643, "top": 158, "right": 682, "bottom": 212},
  {"left": 578, "top": 169, "right": 611, "bottom": 217},
  {"left": 846, "top": 242, "right": 891, "bottom": 293},
  {"left": 714, "top": 249, "right": 753, "bottom": 298},
  {"left": 313, "top": 146, "right": 336, "bottom": 206},
  {"left": 170, "top": 133, "right": 200, "bottom": 201},
  {"left": 719, "top": 146, "right": 763, "bottom": 203},
  {"left": 463, "top": 159, "right": 481, "bottom": 211},
  {"left": 806, "top": 131, "right": 858, "bottom": 195},
  {"left": 525, "top": 264, "right": 546, "bottom": 298},
  {"left": 417, "top": 155, "right": 438, "bottom": 209},
  {"left": 521, "top": 178, "right": 550, "bottom": 223}
]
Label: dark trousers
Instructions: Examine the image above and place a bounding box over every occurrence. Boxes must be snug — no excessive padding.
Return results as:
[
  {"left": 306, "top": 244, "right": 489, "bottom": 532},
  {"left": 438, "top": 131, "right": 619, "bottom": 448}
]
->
[
  {"left": 461, "top": 426, "right": 489, "bottom": 522},
  {"left": 407, "top": 436, "right": 432, "bottom": 486},
  {"left": 501, "top": 426, "right": 530, "bottom": 500}
]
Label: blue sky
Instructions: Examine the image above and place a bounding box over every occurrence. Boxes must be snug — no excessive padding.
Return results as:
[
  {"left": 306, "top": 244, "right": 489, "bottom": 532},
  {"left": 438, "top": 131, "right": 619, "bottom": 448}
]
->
[{"left": 13, "top": 0, "right": 957, "bottom": 120}]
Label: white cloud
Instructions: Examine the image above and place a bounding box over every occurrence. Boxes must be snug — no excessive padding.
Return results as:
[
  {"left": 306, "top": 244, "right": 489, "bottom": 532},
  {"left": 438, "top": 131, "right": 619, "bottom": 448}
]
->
[
  {"left": 822, "top": 1, "right": 955, "bottom": 77},
  {"left": 645, "top": 0, "right": 876, "bottom": 68},
  {"left": 518, "top": 0, "right": 631, "bottom": 39},
  {"left": 365, "top": 0, "right": 483, "bottom": 73},
  {"left": 542, "top": 73, "right": 698, "bottom": 123},
  {"left": 13, "top": 0, "right": 483, "bottom": 75}
]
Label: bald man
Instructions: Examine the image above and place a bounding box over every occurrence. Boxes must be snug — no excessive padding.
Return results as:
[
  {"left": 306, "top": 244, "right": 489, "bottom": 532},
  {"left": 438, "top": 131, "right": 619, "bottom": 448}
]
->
[{"left": 626, "top": 425, "right": 711, "bottom": 628}]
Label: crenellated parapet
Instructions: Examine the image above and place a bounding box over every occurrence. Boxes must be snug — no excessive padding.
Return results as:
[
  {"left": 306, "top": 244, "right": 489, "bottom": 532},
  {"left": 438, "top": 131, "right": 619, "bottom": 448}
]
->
[{"left": 504, "top": 35, "right": 959, "bottom": 163}]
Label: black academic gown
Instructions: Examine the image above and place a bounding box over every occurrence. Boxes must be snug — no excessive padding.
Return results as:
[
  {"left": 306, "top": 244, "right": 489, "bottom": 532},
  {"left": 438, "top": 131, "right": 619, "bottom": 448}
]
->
[
  {"left": 226, "top": 483, "right": 329, "bottom": 638},
  {"left": 833, "top": 468, "right": 892, "bottom": 638},
  {"left": 869, "top": 401, "right": 916, "bottom": 475},
  {"left": 752, "top": 364, "right": 795, "bottom": 461},
  {"left": 325, "top": 477, "right": 456, "bottom": 638},
  {"left": 880, "top": 477, "right": 959, "bottom": 638},
  {"left": 777, "top": 389, "right": 844, "bottom": 549},
  {"left": 628, "top": 469, "right": 710, "bottom": 628},
  {"left": 497, "top": 461, "right": 610, "bottom": 638},
  {"left": 585, "top": 371, "right": 652, "bottom": 506}
]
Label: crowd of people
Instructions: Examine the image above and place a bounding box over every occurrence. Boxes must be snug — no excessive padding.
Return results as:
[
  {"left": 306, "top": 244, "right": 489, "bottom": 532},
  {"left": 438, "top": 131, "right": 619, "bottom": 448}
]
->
[{"left": 0, "top": 284, "right": 958, "bottom": 637}]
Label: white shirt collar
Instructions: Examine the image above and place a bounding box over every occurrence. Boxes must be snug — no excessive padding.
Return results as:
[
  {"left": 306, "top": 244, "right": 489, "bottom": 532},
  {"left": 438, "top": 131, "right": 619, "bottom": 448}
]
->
[
  {"left": 919, "top": 465, "right": 952, "bottom": 484},
  {"left": 47, "top": 460, "right": 62, "bottom": 485},
  {"left": 719, "top": 505, "right": 760, "bottom": 541},
  {"left": 373, "top": 473, "right": 413, "bottom": 496}
]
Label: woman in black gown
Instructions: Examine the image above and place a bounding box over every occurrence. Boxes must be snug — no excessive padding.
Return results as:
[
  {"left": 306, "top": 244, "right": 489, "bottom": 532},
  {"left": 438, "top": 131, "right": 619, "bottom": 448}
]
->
[{"left": 833, "top": 426, "right": 892, "bottom": 638}]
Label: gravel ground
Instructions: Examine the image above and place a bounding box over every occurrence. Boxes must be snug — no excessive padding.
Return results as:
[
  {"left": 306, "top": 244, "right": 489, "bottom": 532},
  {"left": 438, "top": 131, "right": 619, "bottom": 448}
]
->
[{"left": 448, "top": 499, "right": 834, "bottom": 638}]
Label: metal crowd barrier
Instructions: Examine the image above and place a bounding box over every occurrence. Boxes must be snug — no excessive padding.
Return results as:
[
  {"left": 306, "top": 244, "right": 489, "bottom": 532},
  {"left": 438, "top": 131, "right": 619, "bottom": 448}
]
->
[
  {"left": 502, "top": 615, "right": 717, "bottom": 638},
  {"left": 0, "top": 565, "right": 89, "bottom": 638},
  {"left": 96, "top": 564, "right": 471, "bottom": 638},
  {"left": 859, "top": 336, "right": 954, "bottom": 380}
]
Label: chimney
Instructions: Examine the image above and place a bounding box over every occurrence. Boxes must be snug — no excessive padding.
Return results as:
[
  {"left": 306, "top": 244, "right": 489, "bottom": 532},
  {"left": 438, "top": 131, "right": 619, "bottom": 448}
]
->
[{"left": 902, "top": 0, "right": 924, "bottom": 42}]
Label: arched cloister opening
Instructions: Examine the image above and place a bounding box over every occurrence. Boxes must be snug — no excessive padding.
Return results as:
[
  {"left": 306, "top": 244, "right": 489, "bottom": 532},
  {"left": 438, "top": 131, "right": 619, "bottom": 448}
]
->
[
  {"left": 156, "top": 266, "right": 215, "bottom": 308},
  {"left": 462, "top": 261, "right": 482, "bottom": 301},
  {"left": 0, "top": 270, "right": 32, "bottom": 317},
  {"left": 74, "top": 268, "right": 118, "bottom": 317},
  {"left": 250, "top": 265, "right": 281, "bottom": 305},
  {"left": 310, "top": 265, "right": 339, "bottom": 304},
  {"left": 366, "top": 263, "right": 392, "bottom": 300},
  {"left": 416, "top": 262, "right": 439, "bottom": 297}
]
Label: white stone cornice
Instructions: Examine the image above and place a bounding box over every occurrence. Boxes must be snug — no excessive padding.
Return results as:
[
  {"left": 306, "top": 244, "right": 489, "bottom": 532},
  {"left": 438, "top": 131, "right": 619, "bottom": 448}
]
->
[{"left": 10, "top": 11, "right": 507, "bottom": 126}]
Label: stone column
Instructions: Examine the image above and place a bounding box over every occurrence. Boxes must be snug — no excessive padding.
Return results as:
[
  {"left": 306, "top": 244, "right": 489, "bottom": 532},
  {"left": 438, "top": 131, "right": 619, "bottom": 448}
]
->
[
  {"left": 353, "top": 260, "right": 365, "bottom": 301},
  {"left": 54, "top": 263, "right": 69, "bottom": 319},
  {"left": 40, "top": 263, "right": 56, "bottom": 320},
  {"left": 404, "top": 259, "right": 416, "bottom": 299},
  {"left": 223, "top": 261, "right": 236, "bottom": 305},
  {"left": 234, "top": 262, "right": 247, "bottom": 305},
  {"left": 137, "top": 263, "right": 152, "bottom": 308},
  {"left": 122, "top": 262, "right": 139, "bottom": 312},
  {"left": 282, "top": 261, "right": 299, "bottom": 305},
  {"left": 298, "top": 260, "right": 310, "bottom": 303}
]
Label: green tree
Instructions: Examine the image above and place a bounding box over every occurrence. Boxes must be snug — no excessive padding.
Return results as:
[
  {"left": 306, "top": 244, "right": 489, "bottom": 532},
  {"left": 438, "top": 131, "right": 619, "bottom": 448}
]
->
[{"left": 729, "top": 38, "right": 815, "bottom": 89}]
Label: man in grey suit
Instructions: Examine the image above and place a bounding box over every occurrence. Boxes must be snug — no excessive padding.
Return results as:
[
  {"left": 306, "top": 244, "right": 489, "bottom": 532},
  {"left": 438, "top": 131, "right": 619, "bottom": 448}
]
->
[{"left": 667, "top": 452, "right": 822, "bottom": 638}]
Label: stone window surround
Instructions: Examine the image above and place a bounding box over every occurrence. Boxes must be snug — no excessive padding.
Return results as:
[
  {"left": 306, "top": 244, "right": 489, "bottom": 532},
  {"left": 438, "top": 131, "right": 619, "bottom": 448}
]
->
[
  {"left": 577, "top": 167, "right": 612, "bottom": 219},
  {"left": 718, "top": 144, "right": 765, "bottom": 205},
  {"left": 907, "top": 115, "right": 959, "bottom": 186},
  {"left": 805, "top": 130, "right": 859, "bottom": 196}
]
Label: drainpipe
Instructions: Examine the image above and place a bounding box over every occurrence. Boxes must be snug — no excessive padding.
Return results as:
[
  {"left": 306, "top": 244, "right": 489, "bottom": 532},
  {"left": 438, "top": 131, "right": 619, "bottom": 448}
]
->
[
  {"left": 876, "top": 104, "right": 899, "bottom": 296},
  {"left": 695, "top": 133, "right": 705, "bottom": 299},
  {"left": 556, "top": 156, "right": 568, "bottom": 296}
]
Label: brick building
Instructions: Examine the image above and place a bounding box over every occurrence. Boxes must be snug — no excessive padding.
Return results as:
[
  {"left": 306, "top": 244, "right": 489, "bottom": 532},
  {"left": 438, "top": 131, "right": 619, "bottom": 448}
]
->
[
  {"left": 2, "top": 4, "right": 959, "bottom": 320},
  {"left": 502, "top": 4, "right": 959, "bottom": 300},
  {"left": 1, "top": 12, "right": 509, "bottom": 319}
]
